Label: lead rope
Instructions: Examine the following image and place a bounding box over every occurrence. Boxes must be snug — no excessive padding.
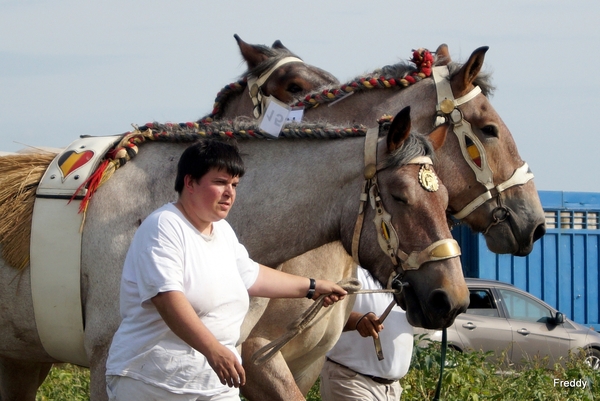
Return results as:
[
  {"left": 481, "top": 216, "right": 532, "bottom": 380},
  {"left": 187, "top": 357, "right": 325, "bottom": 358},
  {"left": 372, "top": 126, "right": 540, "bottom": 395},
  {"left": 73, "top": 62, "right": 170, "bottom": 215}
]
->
[
  {"left": 250, "top": 277, "right": 402, "bottom": 366},
  {"left": 433, "top": 328, "right": 448, "bottom": 401}
]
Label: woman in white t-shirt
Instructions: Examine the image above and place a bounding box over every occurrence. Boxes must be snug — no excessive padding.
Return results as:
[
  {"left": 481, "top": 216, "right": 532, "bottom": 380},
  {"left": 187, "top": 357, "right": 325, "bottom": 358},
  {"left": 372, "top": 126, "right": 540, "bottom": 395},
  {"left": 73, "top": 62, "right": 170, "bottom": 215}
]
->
[{"left": 106, "top": 139, "right": 347, "bottom": 401}]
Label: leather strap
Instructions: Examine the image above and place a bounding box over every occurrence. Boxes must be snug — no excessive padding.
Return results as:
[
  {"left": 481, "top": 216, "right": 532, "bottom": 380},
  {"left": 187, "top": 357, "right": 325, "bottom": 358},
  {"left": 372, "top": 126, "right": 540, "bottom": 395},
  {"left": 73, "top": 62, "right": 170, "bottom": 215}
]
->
[
  {"left": 351, "top": 128, "right": 379, "bottom": 265},
  {"left": 432, "top": 65, "right": 535, "bottom": 221},
  {"left": 396, "top": 238, "right": 461, "bottom": 271},
  {"left": 247, "top": 57, "right": 303, "bottom": 118},
  {"left": 452, "top": 162, "right": 534, "bottom": 220}
]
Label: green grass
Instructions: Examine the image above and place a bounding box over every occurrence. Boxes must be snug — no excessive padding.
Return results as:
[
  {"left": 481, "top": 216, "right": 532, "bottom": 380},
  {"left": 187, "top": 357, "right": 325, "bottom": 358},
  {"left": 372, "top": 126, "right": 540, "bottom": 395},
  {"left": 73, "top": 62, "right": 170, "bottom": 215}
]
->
[
  {"left": 39, "top": 341, "right": 600, "bottom": 400},
  {"left": 36, "top": 364, "right": 89, "bottom": 401}
]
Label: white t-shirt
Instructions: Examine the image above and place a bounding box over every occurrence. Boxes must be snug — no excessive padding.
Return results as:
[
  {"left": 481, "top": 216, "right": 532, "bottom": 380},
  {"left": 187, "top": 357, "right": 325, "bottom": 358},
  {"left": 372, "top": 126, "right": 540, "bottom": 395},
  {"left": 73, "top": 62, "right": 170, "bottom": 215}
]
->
[
  {"left": 106, "top": 203, "right": 259, "bottom": 396},
  {"left": 326, "top": 267, "right": 414, "bottom": 380}
]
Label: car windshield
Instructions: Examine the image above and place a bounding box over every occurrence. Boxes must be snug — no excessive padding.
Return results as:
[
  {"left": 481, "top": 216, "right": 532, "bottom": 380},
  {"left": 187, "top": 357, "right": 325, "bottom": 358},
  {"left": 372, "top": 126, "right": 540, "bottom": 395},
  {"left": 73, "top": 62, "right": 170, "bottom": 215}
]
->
[{"left": 498, "top": 288, "right": 553, "bottom": 323}]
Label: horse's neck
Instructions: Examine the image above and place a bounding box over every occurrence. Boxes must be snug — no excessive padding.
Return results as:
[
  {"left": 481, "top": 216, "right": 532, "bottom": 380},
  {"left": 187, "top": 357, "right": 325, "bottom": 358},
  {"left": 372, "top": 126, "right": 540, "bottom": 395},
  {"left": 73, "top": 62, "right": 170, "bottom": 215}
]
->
[
  {"left": 229, "top": 138, "right": 363, "bottom": 266},
  {"left": 301, "top": 80, "right": 438, "bottom": 132},
  {"left": 219, "top": 88, "right": 254, "bottom": 119}
]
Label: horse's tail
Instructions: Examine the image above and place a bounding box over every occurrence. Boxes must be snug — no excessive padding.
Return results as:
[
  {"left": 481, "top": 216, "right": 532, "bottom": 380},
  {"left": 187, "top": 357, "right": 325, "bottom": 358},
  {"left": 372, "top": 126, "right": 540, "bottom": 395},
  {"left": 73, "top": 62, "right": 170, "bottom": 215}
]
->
[{"left": 0, "top": 152, "right": 57, "bottom": 269}]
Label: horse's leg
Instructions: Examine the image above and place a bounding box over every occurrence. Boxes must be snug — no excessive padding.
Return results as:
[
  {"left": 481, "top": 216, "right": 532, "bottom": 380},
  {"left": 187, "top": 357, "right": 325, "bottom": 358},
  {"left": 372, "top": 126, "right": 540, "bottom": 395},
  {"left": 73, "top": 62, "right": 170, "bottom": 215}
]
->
[
  {"left": 241, "top": 337, "right": 305, "bottom": 401},
  {"left": 89, "top": 349, "right": 109, "bottom": 401},
  {"left": 0, "top": 357, "right": 52, "bottom": 401},
  {"left": 294, "top": 356, "right": 326, "bottom": 394},
  {"left": 241, "top": 243, "right": 356, "bottom": 400}
]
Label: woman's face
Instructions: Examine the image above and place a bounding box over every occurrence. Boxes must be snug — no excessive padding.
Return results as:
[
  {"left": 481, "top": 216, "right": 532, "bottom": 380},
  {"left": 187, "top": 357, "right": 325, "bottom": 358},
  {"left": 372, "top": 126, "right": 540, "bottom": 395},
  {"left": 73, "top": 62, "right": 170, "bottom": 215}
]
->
[{"left": 183, "top": 168, "right": 239, "bottom": 231}]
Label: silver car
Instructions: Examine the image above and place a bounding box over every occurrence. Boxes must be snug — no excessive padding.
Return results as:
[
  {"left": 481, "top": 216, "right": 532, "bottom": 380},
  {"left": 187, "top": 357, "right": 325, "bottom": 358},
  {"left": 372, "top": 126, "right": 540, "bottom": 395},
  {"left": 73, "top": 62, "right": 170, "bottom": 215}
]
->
[{"left": 443, "top": 278, "right": 600, "bottom": 369}]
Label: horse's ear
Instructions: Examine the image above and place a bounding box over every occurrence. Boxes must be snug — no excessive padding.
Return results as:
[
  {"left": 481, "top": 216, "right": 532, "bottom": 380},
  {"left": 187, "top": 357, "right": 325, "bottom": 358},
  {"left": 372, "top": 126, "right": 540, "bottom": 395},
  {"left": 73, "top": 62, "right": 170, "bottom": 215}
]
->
[
  {"left": 428, "top": 125, "right": 448, "bottom": 151},
  {"left": 272, "top": 40, "right": 289, "bottom": 50},
  {"left": 454, "top": 46, "right": 489, "bottom": 91},
  {"left": 234, "top": 34, "right": 269, "bottom": 70},
  {"left": 435, "top": 44, "right": 451, "bottom": 66},
  {"left": 387, "top": 107, "right": 412, "bottom": 152}
]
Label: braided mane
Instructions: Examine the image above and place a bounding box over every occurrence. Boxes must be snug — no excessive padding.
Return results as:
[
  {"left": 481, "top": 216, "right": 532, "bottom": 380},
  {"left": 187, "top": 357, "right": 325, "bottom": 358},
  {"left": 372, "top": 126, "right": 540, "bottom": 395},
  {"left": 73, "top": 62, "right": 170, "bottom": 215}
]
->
[
  {"left": 290, "top": 50, "right": 495, "bottom": 110},
  {"left": 202, "top": 48, "right": 495, "bottom": 124},
  {"left": 73, "top": 118, "right": 369, "bottom": 214}
]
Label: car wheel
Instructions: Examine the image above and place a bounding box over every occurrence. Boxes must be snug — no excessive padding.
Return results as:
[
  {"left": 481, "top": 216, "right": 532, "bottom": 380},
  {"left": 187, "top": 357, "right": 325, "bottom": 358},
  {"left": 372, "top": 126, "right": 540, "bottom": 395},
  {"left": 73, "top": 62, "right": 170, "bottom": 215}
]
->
[{"left": 584, "top": 348, "right": 600, "bottom": 370}]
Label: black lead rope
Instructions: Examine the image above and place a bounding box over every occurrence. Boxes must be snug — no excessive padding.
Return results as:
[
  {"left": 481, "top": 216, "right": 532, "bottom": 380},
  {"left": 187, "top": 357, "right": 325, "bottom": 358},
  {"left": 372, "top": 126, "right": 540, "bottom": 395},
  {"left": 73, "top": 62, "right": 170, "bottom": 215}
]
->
[{"left": 433, "top": 328, "right": 447, "bottom": 401}]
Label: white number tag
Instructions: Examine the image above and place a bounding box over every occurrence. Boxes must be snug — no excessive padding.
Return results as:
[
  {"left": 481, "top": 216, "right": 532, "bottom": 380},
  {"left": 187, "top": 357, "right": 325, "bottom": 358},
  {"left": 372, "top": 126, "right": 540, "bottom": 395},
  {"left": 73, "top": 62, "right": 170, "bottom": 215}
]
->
[{"left": 258, "top": 96, "right": 290, "bottom": 137}]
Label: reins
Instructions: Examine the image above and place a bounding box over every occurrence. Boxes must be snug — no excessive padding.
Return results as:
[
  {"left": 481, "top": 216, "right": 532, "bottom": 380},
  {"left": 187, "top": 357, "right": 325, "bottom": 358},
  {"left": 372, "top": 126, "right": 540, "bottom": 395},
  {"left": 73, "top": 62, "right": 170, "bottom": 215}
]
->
[
  {"left": 248, "top": 120, "right": 455, "bottom": 400},
  {"left": 249, "top": 276, "right": 448, "bottom": 400},
  {"left": 250, "top": 277, "right": 406, "bottom": 366}
]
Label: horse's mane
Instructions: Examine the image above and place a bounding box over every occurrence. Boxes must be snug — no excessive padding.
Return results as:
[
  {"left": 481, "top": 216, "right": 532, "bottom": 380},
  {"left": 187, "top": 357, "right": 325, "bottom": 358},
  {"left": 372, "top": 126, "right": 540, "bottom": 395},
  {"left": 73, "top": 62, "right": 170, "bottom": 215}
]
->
[
  {"left": 202, "top": 48, "right": 495, "bottom": 124},
  {"left": 139, "top": 118, "right": 368, "bottom": 142},
  {"left": 290, "top": 53, "right": 495, "bottom": 110},
  {"left": 0, "top": 116, "right": 425, "bottom": 270},
  {"left": 382, "top": 129, "right": 436, "bottom": 169}
]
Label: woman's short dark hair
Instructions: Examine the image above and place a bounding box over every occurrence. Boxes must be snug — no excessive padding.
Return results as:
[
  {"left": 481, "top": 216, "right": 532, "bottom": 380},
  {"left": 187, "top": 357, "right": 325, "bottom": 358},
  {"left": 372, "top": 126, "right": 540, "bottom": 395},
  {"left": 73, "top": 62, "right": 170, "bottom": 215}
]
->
[{"left": 174, "top": 139, "right": 245, "bottom": 194}]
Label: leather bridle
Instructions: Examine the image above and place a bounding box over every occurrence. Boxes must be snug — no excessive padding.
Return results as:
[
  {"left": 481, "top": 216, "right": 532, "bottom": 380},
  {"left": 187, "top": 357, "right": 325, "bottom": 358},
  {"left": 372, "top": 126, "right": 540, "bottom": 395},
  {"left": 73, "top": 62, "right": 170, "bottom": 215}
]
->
[
  {"left": 351, "top": 127, "right": 461, "bottom": 281},
  {"left": 432, "top": 66, "right": 534, "bottom": 233},
  {"left": 247, "top": 56, "right": 304, "bottom": 118}
]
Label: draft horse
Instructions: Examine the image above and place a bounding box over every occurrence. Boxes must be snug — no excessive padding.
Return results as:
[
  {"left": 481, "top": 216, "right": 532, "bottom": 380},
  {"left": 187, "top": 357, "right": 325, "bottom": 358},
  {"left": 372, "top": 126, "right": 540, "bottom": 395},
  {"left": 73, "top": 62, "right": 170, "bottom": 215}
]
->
[{"left": 223, "top": 41, "right": 547, "bottom": 399}]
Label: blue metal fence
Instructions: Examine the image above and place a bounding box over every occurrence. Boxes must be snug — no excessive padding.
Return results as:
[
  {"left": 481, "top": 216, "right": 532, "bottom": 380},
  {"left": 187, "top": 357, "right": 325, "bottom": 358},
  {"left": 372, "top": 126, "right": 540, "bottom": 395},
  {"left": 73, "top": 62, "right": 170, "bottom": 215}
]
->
[{"left": 453, "top": 191, "right": 600, "bottom": 330}]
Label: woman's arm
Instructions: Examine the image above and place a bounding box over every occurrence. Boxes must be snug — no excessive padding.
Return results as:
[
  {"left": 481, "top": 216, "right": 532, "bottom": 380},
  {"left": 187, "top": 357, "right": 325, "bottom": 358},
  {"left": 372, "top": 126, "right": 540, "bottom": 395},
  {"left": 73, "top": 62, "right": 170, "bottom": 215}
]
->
[
  {"left": 247, "top": 265, "right": 347, "bottom": 306},
  {"left": 151, "top": 290, "right": 245, "bottom": 388}
]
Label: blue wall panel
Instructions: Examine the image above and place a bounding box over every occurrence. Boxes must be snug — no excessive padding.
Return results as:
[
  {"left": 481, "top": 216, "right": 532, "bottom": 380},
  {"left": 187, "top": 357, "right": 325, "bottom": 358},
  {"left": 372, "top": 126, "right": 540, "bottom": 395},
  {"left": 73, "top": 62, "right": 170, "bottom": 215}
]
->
[{"left": 455, "top": 191, "right": 600, "bottom": 330}]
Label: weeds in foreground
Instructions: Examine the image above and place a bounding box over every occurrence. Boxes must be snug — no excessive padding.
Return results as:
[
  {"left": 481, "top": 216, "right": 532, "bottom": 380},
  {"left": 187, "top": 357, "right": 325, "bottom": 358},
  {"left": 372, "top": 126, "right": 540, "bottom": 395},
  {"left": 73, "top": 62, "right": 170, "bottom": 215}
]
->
[
  {"left": 39, "top": 340, "right": 600, "bottom": 400},
  {"left": 401, "top": 335, "right": 599, "bottom": 400}
]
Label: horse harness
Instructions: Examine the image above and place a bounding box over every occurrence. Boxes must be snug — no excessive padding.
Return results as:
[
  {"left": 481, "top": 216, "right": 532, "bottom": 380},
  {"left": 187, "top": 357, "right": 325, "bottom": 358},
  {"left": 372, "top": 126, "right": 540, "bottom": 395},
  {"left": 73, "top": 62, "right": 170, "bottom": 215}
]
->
[
  {"left": 350, "top": 126, "right": 456, "bottom": 400},
  {"left": 350, "top": 126, "right": 461, "bottom": 283},
  {"left": 247, "top": 56, "right": 303, "bottom": 118},
  {"left": 431, "top": 66, "right": 534, "bottom": 233}
]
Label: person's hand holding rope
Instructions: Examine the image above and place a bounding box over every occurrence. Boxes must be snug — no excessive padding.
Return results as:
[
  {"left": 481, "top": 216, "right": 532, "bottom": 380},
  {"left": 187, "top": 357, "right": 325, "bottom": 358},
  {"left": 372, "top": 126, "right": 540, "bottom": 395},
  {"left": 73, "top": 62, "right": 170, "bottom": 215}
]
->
[
  {"left": 306, "top": 278, "right": 347, "bottom": 306},
  {"left": 349, "top": 311, "right": 384, "bottom": 339}
]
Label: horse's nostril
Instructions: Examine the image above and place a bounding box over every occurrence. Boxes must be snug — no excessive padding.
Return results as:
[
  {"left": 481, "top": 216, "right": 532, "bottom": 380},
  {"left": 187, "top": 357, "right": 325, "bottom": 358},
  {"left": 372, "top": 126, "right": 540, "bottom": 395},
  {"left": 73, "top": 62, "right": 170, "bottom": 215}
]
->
[
  {"left": 427, "top": 289, "right": 451, "bottom": 316},
  {"left": 533, "top": 222, "right": 546, "bottom": 242}
]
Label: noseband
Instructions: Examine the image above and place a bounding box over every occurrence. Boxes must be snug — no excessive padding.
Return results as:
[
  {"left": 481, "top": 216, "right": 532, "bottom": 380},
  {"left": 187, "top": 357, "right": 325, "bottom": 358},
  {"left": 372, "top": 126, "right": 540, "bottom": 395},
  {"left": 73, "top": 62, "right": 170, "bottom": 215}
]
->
[
  {"left": 432, "top": 66, "right": 534, "bottom": 232},
  {"left": 351, "top": 127, "right": 461, "bottom": 279},
  {"left": 247, "top": 56, "right": 304, "bottom": 118}
]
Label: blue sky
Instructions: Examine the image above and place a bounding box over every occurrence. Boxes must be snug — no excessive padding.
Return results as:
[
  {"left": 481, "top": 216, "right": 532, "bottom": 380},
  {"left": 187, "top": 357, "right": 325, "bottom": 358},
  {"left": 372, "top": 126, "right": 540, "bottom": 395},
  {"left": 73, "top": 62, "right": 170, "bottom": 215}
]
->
[{"left": 1, "top": 0, "right": 599, "bottom": 192}]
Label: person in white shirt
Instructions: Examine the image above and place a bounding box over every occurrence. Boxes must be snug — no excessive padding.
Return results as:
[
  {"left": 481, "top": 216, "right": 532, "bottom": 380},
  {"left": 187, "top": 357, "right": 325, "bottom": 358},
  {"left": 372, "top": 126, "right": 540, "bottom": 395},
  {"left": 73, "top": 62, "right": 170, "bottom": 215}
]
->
[
  {"left": 106, "top": 139, "right": 346, "bottom": 401},
  {"left": 320, "top": 266, "right": 413, "bottom": 401}
]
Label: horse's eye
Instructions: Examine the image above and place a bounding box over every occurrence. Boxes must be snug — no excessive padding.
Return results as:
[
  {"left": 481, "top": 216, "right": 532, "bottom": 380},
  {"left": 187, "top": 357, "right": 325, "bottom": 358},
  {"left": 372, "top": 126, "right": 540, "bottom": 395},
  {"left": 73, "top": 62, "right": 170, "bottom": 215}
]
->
[
  {"left": 391, "top": 194, "right": 408, "bottom": 204},
  {"left": 481, "top": 125, "right": 499, "bottom": 137},
  {"left": 287, "top": 83, "right": 303, "bottom": 94}
]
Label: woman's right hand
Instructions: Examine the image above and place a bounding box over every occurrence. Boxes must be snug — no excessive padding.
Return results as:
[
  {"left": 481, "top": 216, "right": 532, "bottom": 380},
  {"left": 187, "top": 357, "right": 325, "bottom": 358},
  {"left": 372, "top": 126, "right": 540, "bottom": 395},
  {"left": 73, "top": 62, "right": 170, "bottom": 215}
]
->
[{"left": 206, "top": 342, "right": 246, "bottom": 388}]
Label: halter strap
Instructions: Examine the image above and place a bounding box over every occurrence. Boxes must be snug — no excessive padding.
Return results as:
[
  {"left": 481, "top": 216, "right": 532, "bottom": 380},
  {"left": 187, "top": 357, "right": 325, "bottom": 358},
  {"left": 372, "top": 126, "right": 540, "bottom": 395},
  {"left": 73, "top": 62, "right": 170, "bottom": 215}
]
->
[
  {"left": 351, "top": 127, "right": 461, "bottom": 273},
  {"left": 432, "top": 65, "right": 535, "bottom": 220},
  {"left": 247, "top": 56, "right": 304, "bottom": 118},
  {"left": 396, "top": 238, "right": 461, "bottom": 271},
  {"left": 452, "top": 162, "right": 534, "bottom": 220}
]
